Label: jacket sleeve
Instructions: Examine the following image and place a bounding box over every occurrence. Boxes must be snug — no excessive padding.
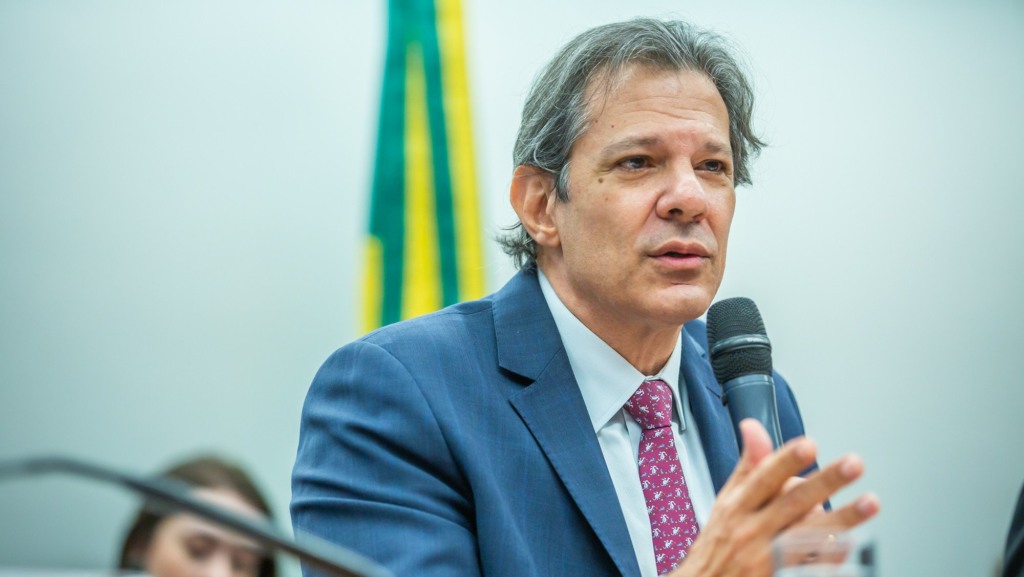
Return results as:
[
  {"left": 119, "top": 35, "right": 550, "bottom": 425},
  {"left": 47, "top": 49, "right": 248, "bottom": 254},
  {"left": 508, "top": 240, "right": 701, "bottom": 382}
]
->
[
  {"left": 291, "top": 340, "right": 481, "bottom": 577},
  {"left": 772, "top": 369, "right": 828, "bottom": 507},
  {"left": 773, "top": 369, "right": 808, "bottom": 445}
]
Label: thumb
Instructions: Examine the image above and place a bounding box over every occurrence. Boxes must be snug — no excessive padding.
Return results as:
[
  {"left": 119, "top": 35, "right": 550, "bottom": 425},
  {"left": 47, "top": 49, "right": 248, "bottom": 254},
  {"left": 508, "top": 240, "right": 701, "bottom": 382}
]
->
[
  {"left": 739, "top": 418, "right": 775, "bottom": 470},
  {"left": 715, "top": 419, "right": 775, "bottom": 495}
]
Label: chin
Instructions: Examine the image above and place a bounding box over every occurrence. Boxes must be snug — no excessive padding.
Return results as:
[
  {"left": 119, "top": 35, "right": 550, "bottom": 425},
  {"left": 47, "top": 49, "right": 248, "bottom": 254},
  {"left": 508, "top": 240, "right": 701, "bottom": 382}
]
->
[{"left": 658, "top": 286, "right": 714, "bottom": 324}]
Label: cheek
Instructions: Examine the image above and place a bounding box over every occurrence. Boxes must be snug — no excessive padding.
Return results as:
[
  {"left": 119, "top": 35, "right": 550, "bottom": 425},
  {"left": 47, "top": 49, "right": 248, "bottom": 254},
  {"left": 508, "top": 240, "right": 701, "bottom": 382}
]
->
[
  {"left": 713, "top": 195, "right": 736, "bottom": 244},
  {"left": 567, "top": 212, "right": 622, "bottom": 269}
]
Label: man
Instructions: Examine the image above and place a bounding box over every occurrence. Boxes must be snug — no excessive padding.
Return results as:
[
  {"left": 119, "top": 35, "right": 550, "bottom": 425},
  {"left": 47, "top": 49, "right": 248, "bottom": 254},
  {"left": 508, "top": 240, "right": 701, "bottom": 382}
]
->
[{"left": 292, "top": 18, "right": 879, "bottom": 577}]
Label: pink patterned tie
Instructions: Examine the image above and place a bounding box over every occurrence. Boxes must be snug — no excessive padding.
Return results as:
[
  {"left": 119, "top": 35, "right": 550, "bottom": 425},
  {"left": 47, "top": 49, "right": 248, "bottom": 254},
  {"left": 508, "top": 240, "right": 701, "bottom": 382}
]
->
[{"left": 624, "top": 379, "right": 700, "bottom": 575}]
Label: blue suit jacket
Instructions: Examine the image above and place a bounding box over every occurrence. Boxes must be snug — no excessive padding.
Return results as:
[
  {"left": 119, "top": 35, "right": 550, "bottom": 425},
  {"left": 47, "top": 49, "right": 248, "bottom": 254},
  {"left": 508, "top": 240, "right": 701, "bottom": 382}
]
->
[{"left": 292, "top": 270, "right": 810, "bottom": 577}]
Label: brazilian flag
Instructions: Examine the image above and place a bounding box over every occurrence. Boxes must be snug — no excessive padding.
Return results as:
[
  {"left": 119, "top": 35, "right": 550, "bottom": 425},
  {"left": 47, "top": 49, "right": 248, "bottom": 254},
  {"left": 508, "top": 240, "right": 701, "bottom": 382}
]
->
[{"left": 362, "top": 0, "right": 485, "bottom": 332}]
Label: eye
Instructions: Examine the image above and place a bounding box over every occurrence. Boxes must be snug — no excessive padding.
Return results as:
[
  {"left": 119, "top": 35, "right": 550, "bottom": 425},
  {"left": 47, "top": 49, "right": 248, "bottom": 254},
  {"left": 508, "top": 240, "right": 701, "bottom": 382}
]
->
[
  {"left": 698, "top": 159, "right": 728, "bottom": 174},
  {"left": 184, "top": 535, "right": 216, "bottom": 560},
  {"left": 617, "top": 156, "right": 651, "bottom": 171}
]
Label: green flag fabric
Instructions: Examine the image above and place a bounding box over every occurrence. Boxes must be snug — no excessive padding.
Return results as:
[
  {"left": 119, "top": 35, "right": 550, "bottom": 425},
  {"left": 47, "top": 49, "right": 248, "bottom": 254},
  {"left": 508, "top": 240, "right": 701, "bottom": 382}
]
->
[{"left": 362, "top": 0, "right": 485, "bottom": 332}]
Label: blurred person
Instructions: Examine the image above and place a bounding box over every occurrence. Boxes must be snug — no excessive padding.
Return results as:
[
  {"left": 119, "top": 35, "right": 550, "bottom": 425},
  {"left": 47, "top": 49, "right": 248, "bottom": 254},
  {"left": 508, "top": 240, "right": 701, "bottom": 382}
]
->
[
  {"left": 1005, "top": 482, "right": 1024, "bottom": 577},
  {"left": 119, "top": 456, "right": 277, "bottom": 577},
  {"left": 293, "top": 17, "right": 878, "bottom": 577}
]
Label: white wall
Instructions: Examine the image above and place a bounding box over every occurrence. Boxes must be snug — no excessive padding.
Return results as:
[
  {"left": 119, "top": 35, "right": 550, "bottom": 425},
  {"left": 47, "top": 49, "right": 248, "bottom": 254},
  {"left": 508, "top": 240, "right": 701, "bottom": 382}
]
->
[{"left": 1, "top": 1, "right": 1022, "bottom": 576}]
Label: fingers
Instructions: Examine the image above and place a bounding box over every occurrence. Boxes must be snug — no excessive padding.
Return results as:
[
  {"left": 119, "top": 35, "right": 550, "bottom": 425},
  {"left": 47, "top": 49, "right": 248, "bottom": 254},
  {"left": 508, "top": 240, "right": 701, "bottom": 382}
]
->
[
  {"left": 780, "top": 476, "right": 810, "bottom": 496},
  {"left": 778, "top": 475, "right": 827, "bottom": 512},
  {"left": 774, "top": 491, "right": 881, "bottom": 570},
  {"left": 780, "top": 476, "right": 826, "bottom": 520},
  {"left": 720, "top": 419, "right": 799, "bottom": 496},
  {"left": 802, "top": 492, "right": 881, "bottom": 531},
  {"left": 757, "top": 454, "right": 869, "bottom": 534},
  {"left": 678, "top": 423, "right": 879, "bottom": 577},
  {"left": 715, "top": 420, "right": 878, "bottom": 539},
  {"left": 727, "top": 432, "right": 818, "bottom": 512}
]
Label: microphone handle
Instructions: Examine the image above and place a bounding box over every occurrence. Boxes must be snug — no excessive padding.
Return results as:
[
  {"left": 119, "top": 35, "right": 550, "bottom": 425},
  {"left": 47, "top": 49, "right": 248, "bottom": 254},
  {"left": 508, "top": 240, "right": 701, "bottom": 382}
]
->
[{"left": 723, "top": 374, "right": 784, "bottom": 450}]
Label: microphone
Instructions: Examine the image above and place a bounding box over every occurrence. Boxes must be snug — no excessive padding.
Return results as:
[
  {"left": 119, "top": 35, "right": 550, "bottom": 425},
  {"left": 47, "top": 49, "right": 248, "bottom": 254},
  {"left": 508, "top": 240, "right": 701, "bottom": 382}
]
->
[
  {"left": 0, "top": 456, "right": 393, "bottom": 577},
  {"left": 706, "top": 297, "right": 784, "bottom": 450}
]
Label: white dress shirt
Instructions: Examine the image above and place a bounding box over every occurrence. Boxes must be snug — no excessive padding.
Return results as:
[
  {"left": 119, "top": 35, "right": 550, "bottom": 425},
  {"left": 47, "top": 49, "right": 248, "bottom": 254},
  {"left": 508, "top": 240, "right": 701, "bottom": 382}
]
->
[{"left": 537, "top": 271, "right": 715, "bottom": 577}]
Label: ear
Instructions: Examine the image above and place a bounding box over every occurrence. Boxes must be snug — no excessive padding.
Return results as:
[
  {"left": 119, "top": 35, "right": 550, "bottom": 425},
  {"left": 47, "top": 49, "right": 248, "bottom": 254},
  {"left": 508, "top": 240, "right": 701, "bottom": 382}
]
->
[{"left": 510, "top": 165, "right": 560, "bottom": 249}]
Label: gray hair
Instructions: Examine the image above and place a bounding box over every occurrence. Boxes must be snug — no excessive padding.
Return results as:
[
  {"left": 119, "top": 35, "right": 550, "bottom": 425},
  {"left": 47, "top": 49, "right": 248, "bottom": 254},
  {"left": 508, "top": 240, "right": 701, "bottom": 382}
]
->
[{"left": 498, "top": 18, "right": 766, "bottom": 269}]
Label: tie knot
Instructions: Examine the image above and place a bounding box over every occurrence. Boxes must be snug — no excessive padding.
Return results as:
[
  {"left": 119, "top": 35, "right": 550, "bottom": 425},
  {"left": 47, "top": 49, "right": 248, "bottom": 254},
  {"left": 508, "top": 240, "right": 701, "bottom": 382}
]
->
[{"left": 624, "top": 379, "right": 674, "bottom": 430}]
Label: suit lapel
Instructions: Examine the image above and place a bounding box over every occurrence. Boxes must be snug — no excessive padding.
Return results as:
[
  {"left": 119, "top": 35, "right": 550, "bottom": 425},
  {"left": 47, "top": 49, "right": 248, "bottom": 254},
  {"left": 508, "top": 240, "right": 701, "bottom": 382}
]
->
[
  {"left": 494, "top": 271, "right": 641, "bottom": 577},
  {"left": 680, "top": 322, "right": 740, "bottom": 493}
]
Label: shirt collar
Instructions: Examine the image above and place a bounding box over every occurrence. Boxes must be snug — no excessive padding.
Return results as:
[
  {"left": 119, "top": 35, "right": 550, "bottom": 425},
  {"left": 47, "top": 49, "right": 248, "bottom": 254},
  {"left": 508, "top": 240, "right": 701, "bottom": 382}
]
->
[{"left": 537, "top": 270, "right": 686, "bottom": 433}]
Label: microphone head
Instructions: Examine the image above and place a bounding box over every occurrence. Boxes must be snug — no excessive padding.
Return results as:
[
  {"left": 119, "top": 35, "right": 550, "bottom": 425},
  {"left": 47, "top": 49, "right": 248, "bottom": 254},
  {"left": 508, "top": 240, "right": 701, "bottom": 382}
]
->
[{"left": 706, "top": 297, "right": 773, "bottom": 383}]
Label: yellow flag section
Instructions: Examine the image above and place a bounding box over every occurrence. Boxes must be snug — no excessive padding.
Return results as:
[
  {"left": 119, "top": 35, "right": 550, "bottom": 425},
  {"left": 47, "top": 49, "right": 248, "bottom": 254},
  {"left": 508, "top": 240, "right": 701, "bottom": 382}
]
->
[
  {"left": 362, "top": 0, "right": 485, "bottom": 332},
  {"left": 402, "top": 45, "right": 441, "bottom": 320}
]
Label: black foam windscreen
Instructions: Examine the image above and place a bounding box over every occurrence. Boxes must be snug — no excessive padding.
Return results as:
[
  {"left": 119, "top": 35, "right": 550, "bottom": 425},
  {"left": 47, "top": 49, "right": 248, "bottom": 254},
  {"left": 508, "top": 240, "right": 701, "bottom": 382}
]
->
[{"left": 706, "top": 297, "right": 773, "bottom": 383}]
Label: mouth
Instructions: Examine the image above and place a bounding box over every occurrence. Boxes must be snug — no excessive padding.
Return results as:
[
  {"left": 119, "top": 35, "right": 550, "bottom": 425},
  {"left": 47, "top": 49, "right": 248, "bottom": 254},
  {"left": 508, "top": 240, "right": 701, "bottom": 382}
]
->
[
  {"left": 650, "top": 242, "right": 711, "bottom": 270},
  {"left": 655, "top": 251, "right": 706, "bottom": 262}
]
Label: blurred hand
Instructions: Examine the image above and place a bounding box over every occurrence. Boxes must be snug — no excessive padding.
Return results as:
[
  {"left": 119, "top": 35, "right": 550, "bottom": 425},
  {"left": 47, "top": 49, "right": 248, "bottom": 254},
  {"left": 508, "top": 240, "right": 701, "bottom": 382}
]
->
[
  {"left": 668, "top": 419, "right": 880, "bottom": 577},
  {"left": 780, "top": 476, "right": 826, "bottom": 521}
]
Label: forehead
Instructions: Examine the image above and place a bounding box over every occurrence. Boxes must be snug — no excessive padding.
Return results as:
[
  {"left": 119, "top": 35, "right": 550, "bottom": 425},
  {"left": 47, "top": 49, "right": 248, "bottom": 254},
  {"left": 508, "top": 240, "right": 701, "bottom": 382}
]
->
[
  {"left": 578, "top": 64, "right": 730, "bottom": 145},
  {"left": 153, "top": 487, "right": 268, "bottom": 550},
  {"left": 158, "top": 513, "right": 266, "bottom": 554},
  {"left": 192, "top": 486, "right": 264, "bottom": 519}
]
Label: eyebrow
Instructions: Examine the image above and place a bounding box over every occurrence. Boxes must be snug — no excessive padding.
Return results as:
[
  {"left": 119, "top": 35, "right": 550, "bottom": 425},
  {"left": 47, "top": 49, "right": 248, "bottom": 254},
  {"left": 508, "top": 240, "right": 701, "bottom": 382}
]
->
[
  {"left": 702, "top": 141, "right": 733, "bottom": 157},
  {"left": 599, "top": 136, "right": 662, "bottom": 161},
  {"left": 598, "top": 136, "right": 733, "bottom": 162},
  {"left": 185, "top": 528, "right": 267, "bottom": 555}
]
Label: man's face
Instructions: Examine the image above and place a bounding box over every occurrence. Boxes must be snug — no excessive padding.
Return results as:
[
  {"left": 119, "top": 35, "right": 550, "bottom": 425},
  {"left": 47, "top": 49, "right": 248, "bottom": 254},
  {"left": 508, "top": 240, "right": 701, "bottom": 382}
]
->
[{"left": 540, "top": 66, "right": 736, "bottom": 334}]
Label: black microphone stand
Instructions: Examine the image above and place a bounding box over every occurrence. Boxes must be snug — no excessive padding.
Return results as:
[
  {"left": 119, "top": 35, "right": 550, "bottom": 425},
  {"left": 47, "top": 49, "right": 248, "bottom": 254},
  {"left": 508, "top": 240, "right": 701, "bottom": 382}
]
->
[{"left": 0, "top": 456, "right": 392, "bottom": 577}]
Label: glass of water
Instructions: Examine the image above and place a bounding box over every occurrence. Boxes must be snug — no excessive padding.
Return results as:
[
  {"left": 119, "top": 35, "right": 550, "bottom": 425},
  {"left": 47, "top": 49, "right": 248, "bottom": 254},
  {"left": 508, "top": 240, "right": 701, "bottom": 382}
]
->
[{"left": 773, "top": 526, "right": 876, "bottom": 577}]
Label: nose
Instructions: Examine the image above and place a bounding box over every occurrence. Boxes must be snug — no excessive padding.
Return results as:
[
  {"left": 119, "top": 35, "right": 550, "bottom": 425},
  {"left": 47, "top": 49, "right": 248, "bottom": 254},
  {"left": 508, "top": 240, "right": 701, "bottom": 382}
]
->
[{"left": 655, "top": 164, "right": 707, "bottom": 222}]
